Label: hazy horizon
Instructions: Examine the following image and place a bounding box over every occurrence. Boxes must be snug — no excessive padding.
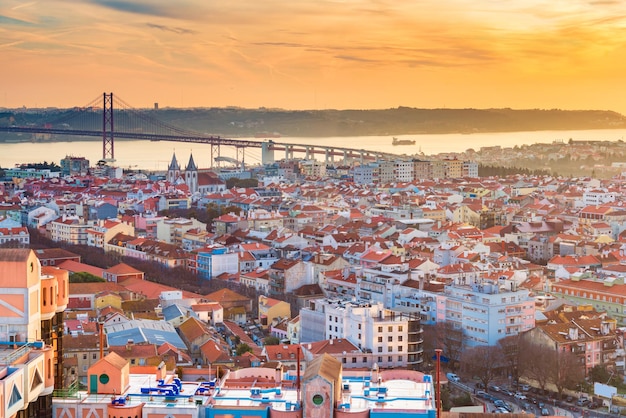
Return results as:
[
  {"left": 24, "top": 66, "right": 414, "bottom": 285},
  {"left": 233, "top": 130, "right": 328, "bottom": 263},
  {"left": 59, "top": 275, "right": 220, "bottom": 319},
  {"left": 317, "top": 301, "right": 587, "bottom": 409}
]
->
[{"left": 2, "top": 1, "right": 626, "bottom": 113}]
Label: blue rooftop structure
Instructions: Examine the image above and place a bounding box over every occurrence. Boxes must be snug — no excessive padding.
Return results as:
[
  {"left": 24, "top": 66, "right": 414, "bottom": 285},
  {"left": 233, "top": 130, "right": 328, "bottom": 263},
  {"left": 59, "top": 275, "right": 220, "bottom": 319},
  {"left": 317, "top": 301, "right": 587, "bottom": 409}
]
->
[{"left": 106, "top": 324, "right": 187, "bottom": 350}]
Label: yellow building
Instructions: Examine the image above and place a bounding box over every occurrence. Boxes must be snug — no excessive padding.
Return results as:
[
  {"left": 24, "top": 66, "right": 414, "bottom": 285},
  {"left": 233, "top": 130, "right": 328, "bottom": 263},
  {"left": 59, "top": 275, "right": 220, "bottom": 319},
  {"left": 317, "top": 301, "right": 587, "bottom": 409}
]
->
[
  {"left": 258, "top": 295, "right": 291, "bottom": 330},
  {"left": 94, "top": 290, "right": 123, "bottom": 311}
]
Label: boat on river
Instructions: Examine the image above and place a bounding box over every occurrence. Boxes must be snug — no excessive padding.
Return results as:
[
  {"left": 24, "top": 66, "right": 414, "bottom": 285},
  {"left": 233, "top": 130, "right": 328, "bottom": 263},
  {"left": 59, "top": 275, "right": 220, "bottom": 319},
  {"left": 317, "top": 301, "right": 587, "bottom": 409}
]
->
[{"left": 392, "top": 137, "right": 416, "bottom": 146}]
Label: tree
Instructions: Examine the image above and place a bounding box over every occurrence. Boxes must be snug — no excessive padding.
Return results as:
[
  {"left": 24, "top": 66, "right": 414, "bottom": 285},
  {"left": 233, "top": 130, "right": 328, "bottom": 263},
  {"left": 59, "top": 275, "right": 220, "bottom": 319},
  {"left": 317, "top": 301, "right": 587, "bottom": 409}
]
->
[
  {"left": 460, "top": 345, "right": 503, "bottom": 390},
  {"left": 518, "top": 339, "right": 552, "bottom": 393},
  {"left": 498, "top": 335, "right": 520, "bottom": 384},
  {"left": 551, "top": 348, "right": 585, "bottom": 398},
  {"left": 235, "top": 343, "right": 253, "bottom": 356},
  {"left": 420, "top": 324, "right": 438, "bottom": 373},
  {"left": 264, "top": 336, "right": 280, "bottom": 346},
  {"left": 437, "top": 322, "right": 466, "bottom": 371},
  {"left": 69, "top": 271, "right": 105, "bottom": 283}
]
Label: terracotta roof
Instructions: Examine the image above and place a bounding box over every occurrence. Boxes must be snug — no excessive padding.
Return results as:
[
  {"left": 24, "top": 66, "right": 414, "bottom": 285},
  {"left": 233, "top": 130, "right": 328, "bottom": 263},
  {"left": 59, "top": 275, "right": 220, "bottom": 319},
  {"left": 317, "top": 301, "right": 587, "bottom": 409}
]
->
[
  {"left": 70, "top": 281, "right": 128, "bottom": 295},
  {"left": 0, "top": 248, "right": 31, "bottom": 261},
  {"left": 304, "top": 338, "right": 360, "bottom": 355},
  {"left": 303, "top": 353, "right": 341, "bottom": 383},
  {"left": 105, "top": 263, "right": 143, "bottom": 275},
  {"left": 100, "top": 352, "right": 128, "bottom": 370},
  {"left": 178, "top": 317, "right": 210, "bottom": 342},
  {"left": 205, "top": 288, "right": 251, "bottom": 303},
  {"left": 58, "top": 260, "right": 105, "bottom": 277}
]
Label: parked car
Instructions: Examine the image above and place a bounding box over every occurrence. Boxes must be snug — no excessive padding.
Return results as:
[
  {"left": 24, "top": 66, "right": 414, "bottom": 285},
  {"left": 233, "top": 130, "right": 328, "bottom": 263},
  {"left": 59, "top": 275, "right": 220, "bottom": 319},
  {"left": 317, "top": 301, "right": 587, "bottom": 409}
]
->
[
  {"left": 565, "top": 396, "right": 574, "bottom": 403},
  {"left": 514, "top": 392, "right": 527, "bottom": 400},
  {"left": 494, "top": 400, "right": 512, "bottom": 412},
  {"left": 446, "top": 372, "right": 460, "bottom": 382},
  {"left": 577, "top": 397, "right": 589, "bottom": 407},
  {"left": 541, "top": 408, "right": 550, "bottom": 416},
  {"left": 521, "top": 384, "right": 530, "bottom": 392},
  {"left": 489, "top": 384, "right": 500, "bottom": 392}
]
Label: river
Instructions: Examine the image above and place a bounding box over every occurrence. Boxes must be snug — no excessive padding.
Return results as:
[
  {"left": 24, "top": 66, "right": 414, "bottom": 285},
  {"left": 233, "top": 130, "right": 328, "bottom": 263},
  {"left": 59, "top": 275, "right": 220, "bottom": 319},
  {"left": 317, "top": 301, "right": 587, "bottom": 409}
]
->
[{"left": 2, "top": 129, "right": 626, "bottom": 171}]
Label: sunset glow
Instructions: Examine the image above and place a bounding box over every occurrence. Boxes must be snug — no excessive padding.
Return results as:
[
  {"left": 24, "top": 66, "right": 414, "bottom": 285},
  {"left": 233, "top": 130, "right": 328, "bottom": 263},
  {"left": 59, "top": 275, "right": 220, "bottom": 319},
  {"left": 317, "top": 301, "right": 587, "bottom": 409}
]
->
[{"left": 2, "top": 0, "right": 626, "bottom": 112}]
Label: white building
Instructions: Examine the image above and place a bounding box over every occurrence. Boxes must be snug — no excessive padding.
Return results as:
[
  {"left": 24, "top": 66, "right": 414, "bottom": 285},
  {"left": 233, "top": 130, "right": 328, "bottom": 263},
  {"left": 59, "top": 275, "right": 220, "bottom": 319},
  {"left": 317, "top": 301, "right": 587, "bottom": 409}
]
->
[
  {"left": 394, "top": 160, "right": 414, "bottom": 182},
  {"left": 299, "top": 299, "right": 423, "bottom": 369},
  {"left": 441, "top": 278, "right": 535, "bottom": 347}
]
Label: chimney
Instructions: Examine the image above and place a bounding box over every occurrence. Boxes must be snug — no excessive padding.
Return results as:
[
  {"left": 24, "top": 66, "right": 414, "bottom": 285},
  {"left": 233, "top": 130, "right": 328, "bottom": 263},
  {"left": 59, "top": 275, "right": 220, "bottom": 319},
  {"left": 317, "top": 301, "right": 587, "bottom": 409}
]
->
[{"left": 99, "top": 322, "right": 104, "bottom": 360}]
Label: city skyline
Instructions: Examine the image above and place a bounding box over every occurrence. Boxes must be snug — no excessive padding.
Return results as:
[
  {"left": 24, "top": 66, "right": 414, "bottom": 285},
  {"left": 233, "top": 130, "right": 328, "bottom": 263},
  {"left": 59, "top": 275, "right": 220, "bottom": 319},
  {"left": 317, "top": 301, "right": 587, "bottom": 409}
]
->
[{"left": 1, "top": 1, "right": 626, "bottom": 113}]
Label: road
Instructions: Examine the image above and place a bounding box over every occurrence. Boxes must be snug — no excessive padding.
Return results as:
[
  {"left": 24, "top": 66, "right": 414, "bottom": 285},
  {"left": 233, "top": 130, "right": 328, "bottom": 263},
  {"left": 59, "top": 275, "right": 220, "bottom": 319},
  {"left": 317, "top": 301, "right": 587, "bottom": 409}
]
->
[{"left": 452, "top": 380, "right": 616, "bottom": 417}]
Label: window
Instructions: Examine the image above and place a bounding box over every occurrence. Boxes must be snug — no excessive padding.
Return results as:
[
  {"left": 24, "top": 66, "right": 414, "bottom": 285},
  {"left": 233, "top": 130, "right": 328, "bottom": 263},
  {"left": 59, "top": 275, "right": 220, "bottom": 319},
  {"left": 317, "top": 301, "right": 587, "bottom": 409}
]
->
[
  {"left": 378, "top": 356, "right": 383, "bottom": 363},
  {"left": 398, "top": 346, "right": 403, "bottom": 352},
  {"left": 398, "top": 326, "right": 403, "bottom": 332},
  {"left": 312, "top": 394, "right": 324, "bottom": 406},
  {"left": 378, "top": 347, "right": 383, "bottom": 353},
  {"left": 378, "top": 326, "right": 383, "bottom": 332},
  {"left": 378, "top": 336, "right": 383, "bottom": 343},
  {"left": 388, "top": 326, "right": 393, "bottom": 332},
  {"left": 388, "top": 356, "right": 392, "bottom": 362},
  {"left": 92, "top": 353, "right": 97, "bottom": 360},
  {"left": 398, "top": 356, "right": 403, "bottom": 362},
  {"left": 352, "top": 357, "right": 357, "bottom": 363},
  {"left": 388, "top": 336, "right": 393, "bottom": 342},
  {"left": 398, "top": 336, "right": 403, "bottom": 342},
  {"left": 388, "top": 345, "right": 392, "bottom": 352},
  {"left": 83, "top": 354, "right": 87, "bottom": 360}
]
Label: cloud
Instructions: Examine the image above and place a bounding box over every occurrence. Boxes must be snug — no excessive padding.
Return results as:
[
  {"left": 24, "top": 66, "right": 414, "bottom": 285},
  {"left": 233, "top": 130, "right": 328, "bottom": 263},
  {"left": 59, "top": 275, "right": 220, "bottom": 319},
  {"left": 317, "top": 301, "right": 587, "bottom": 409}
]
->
[
  {"left": 87, "top": 0, "right": 175, "bottom": 17},
  {"left": 588, "top": 0, "right": 620, "bottom": 5},
  {"left": 146, "top": 23, "right": 197, "bottom": 35},
  {"left": 0, "top": 14, "right": 34, "bottom": 26}
]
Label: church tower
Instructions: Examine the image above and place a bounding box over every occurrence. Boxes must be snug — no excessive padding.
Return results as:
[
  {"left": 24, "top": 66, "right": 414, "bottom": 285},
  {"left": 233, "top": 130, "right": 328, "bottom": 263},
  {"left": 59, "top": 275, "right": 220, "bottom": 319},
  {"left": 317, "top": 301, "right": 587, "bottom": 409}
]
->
[
  {"left": 185, "top": 153, "right": 199, "bottom": 194},
  {"left": 167, "top": 152, "right": 181, "bottom": 184}
]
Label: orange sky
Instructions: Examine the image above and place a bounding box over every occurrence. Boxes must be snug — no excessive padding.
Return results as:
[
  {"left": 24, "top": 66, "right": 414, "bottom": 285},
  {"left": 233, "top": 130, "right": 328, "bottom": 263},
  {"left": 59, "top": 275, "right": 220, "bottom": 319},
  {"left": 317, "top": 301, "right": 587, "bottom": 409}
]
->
[{"left": 1, "top": 0, "right": 626, "bottom": 113}]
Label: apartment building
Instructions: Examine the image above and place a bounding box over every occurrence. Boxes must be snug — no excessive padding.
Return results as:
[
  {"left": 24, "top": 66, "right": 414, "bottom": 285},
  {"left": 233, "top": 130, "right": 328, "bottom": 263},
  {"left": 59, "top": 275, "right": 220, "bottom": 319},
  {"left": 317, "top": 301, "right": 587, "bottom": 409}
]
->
[
  {"left": 0, "top": 249, "right": 68, "bottom": 418},
  {"left": 45, "top": 216, "right": 93, "bottom": 245},
  {"left": 442, "top": 279, "right": 535, "bottom": 347},
  {"left": 300, "top": 299, "right": 423, "bottom": 370}
]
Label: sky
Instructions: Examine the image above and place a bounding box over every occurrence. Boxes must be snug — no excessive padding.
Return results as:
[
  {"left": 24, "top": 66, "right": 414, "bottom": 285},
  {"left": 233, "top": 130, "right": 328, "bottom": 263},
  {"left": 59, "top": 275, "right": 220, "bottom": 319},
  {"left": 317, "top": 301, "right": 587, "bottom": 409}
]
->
[{"left": 1, "top": 0, "right": 626, "bottom": 113}]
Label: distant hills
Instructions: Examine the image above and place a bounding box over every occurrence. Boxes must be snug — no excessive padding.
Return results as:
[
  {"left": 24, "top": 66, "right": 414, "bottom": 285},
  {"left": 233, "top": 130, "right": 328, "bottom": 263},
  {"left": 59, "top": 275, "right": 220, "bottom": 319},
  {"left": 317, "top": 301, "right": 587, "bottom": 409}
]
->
[{"left": 1, "top": 107, "right": 626, "bottom": 139}]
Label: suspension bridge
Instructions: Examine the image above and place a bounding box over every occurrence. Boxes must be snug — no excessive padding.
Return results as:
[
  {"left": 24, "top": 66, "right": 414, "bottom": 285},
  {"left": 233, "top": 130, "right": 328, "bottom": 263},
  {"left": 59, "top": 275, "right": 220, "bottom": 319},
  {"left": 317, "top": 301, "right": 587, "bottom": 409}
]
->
[{"left": 0, "top": 93, "right": 402, "bottom": 167}]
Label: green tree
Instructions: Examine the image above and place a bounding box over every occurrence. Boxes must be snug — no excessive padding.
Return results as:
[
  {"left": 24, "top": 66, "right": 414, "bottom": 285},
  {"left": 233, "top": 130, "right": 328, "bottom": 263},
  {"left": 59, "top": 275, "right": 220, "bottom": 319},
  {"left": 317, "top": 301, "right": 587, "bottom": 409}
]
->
[
  {"left": 264, "top": 336, "right": 280, "bottom": 346},
  {"left": 69, "top": 271, "right": 105, "bottom": 283},
  {"left": 235, "top": 343, "right": 253, "bottom": 356}
]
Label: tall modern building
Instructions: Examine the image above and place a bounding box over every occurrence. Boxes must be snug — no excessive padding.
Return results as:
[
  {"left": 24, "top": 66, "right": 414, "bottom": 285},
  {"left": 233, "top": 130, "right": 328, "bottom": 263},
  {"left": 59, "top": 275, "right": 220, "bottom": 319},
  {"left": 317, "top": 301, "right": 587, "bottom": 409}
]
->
[{"left": 0, "top": 248, "right": 68, "bottom": 418}]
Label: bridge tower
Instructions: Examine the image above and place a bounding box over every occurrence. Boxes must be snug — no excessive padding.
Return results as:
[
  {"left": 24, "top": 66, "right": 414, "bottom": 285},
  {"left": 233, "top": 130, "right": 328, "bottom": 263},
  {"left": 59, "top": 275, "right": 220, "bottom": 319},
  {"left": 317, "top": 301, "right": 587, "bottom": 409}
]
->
[{"left": 102, "top": 92, "right": 115, "bottom": 161}]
